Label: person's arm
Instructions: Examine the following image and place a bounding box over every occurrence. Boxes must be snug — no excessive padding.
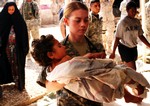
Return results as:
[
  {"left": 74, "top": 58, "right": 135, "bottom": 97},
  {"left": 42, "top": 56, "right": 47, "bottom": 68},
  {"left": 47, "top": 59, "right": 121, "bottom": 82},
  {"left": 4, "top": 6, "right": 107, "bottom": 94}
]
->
[
  {"left": 83, "top": 52, "right": 106, "bottom": 59},
  {"left": 45, "top": 80, "right": 65, "bottom": 92},
  {"left": 139, "top": 35, "right": 150, "bottom": 48},
  {"left": 109, "top": 37, "right": 120, "bottom": 59}
]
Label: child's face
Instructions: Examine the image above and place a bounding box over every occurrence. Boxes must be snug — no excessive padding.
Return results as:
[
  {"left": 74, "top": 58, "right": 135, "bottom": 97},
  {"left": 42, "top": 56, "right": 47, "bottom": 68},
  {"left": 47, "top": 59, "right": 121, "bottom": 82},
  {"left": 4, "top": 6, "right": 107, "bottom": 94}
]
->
[
  {"left": 127, "top": 7, "right": 137, "bottom": 18},
  {"left": 52, "top": 39, "right": 67, "bottom": 60},
  {"left": 64, "top": 9, "right": 89, "bottom": 38},
  {"left": 8, "top": 6, "right": 15, "bottom": 15},
  {"left": 90, "top": 2, "right": 100, "bottom": 14}
]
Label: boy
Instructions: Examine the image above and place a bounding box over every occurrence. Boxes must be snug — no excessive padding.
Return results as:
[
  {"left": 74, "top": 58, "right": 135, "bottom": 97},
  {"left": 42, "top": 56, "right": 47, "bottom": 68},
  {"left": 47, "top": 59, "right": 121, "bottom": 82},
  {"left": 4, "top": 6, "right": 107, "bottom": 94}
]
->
[
  {"left": 86, "top": 0, "right": 103, "bottom": 45},
  {"left": 110, "top": 1, "right": 150, "bottom": 71}
]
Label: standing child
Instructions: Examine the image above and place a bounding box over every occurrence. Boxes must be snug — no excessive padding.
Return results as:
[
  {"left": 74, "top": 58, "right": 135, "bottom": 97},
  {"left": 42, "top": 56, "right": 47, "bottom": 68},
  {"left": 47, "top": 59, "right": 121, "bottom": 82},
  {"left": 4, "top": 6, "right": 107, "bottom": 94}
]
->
[
  {"left": 110, "top": 1, "right": 150, "bottom": 103},
  {"left": 86, "top": 0, "right": 103, "bottom": 45},
  {"left": 110, "top": 1, "right": 150, "bottom": 70}
]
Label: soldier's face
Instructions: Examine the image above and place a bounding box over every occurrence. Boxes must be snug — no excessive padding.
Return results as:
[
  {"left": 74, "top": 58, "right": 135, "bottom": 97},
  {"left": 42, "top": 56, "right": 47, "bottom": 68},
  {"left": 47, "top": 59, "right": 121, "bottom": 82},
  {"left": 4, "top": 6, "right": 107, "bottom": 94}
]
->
[{"left": 8, "top": 6, "right": 15, "bottom": 15}]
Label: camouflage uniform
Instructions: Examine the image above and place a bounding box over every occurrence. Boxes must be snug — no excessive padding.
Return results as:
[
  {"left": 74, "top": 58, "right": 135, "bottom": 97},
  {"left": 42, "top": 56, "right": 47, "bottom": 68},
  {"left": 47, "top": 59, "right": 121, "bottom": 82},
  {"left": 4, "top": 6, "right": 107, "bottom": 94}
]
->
[
  {"left": 56, "top": 36, "right": 104, "bottom": 106},
  {"left": 21, "top": 0, "right": 40, "bottom": 58},
  {"left": 145, "top": 0, "right": 150, "bottom": 41},
  {"left": 86, "top": 12, "right": 104, "bottom": 45}
]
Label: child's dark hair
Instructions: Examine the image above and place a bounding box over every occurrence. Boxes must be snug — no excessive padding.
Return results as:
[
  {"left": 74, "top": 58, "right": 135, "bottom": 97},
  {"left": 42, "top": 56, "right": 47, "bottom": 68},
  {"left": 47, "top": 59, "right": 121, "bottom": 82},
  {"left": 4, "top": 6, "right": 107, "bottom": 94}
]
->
[
  {"left": 126, "top": 1, "right": 137, "bottom": 11},
  {"left": 31, "top": 34, "right": 55, "bottom": 67},
  {"left": 90, "top": 0, "right": 100, "bottom": 5}
]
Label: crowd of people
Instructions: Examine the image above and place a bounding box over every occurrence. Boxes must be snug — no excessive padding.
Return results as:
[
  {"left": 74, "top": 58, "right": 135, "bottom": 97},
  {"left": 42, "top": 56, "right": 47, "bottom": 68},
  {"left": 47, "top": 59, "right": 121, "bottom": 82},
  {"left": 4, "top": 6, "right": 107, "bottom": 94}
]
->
[{"left": 0, "top": 0, "right": 150, "bottom": 106}]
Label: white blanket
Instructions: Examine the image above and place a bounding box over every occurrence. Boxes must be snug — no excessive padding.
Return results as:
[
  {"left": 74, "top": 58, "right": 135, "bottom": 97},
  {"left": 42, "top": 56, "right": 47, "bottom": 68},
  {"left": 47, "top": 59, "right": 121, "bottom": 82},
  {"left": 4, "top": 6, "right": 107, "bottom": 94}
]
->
[{"left": 46, "top": 57, "right": 150, "bottom": 103}]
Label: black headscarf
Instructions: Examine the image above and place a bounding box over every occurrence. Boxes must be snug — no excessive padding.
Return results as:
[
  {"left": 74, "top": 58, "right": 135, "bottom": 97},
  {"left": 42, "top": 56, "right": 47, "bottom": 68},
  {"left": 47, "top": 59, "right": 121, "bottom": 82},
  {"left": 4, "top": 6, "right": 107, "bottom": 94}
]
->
[{"left": 0, "top": 2, "right": 29, "bottom": 54}]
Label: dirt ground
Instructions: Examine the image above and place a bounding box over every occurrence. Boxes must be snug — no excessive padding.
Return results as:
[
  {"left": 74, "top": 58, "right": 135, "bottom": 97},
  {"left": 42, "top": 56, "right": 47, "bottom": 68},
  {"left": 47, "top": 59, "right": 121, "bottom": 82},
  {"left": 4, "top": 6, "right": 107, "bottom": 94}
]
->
[{"left": 0, "top": 59, "right": 47, "bottom": 106}]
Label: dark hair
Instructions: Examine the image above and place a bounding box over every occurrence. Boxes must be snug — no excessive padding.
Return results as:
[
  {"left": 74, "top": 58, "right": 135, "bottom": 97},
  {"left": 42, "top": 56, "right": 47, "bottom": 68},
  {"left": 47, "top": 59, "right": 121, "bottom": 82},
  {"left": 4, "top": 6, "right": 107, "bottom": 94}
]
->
[
  {"left": 31, "top": 34, "right": 55, "bottom": 67},
  {"left": 126, "top": 1, "right": 137, "bottom": 11},
  {"left": 90, "top": 0, "right": 100, "bottom": 4}
]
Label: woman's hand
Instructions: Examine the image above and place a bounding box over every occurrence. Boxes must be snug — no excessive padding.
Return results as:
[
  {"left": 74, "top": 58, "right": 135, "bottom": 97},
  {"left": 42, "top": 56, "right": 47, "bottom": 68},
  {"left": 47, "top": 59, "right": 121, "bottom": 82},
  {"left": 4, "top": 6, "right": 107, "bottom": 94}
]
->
[{"left": 46, "top": 80, "right": 65, "bottom": 92}]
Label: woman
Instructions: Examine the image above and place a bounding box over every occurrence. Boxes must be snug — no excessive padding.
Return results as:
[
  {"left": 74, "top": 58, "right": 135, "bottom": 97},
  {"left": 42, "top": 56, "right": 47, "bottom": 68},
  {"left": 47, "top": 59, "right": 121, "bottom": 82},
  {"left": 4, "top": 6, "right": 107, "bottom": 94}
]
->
[
  {"left": 46, "top": 1, "right": 106, "bottom": 106},
  {"left": 0, "top": 2, "right": 29, "bottom": 93}
]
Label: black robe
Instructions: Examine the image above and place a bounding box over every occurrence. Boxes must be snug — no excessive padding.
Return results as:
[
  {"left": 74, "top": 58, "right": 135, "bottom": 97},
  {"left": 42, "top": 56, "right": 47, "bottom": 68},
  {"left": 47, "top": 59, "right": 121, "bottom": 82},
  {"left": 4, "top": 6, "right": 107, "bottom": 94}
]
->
[{"left": 0, "top": 2, "right": 29, "bottom": 91}]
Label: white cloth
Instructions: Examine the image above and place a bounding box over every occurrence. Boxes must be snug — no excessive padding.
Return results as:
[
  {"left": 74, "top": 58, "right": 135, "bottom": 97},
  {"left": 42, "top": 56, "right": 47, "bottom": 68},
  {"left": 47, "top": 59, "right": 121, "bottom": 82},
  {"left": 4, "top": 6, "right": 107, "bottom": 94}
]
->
[{"left": 46, "top": 57, "right": 150, "bottom": 103}]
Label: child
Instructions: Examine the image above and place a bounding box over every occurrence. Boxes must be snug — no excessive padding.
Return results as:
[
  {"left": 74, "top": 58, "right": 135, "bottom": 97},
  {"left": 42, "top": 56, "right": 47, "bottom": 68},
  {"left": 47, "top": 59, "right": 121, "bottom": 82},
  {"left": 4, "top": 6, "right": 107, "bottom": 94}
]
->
[
  {"left": 86, "top": 0, "right": 103, "bottom": 45},
  {"left": 110, "top": 1, "right": 150, "bottom": 71},
  {"left": 31, "top": 34, "right": 149, "bottom": 103},
  {"left": 31, "top": 34, "right": 105, "bottom": 69}
]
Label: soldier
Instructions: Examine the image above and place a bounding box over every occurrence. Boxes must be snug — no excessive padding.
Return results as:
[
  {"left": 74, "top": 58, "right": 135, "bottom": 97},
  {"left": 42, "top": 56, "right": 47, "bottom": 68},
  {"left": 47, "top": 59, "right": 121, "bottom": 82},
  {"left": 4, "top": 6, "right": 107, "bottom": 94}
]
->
[
  {"left": 145, "top": 0, "right": 150, "bottom": 41},
  {"left": 21, "top": 0, "right": 40, "bottom": 59},
  {"left": 86, "top": 0, "right": 104, "bottom": 46}
]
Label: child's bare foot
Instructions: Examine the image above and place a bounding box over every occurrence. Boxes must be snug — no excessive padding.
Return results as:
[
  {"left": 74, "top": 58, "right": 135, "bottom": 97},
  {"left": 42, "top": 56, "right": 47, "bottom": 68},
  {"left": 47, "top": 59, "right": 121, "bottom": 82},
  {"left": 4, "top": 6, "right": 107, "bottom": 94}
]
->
[
  {"left": 127, "top": 80, "right": 145, "bottom": 97},
  {"left": 133, "top": 84, "right": 145, "bottom": 95},
  {"left": 124, "top": 89, "right": 143, "bottom": 103}
]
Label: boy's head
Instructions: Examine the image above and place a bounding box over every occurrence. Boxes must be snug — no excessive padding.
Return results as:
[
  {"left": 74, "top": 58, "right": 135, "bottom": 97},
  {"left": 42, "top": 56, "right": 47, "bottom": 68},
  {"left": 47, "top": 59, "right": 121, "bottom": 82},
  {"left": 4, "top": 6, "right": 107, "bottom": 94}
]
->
[
  {"left": 31, "top": 34, "right": 55, "bottom": 67},
  {"left": 90, "top": 0, "right": 100, "bottom": 14},
  {"left": 126, "top": 1, "right": 137, "bottom": 18},
  {"left": 126, "top": 1, "right": 137, "bottom": 11}
]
